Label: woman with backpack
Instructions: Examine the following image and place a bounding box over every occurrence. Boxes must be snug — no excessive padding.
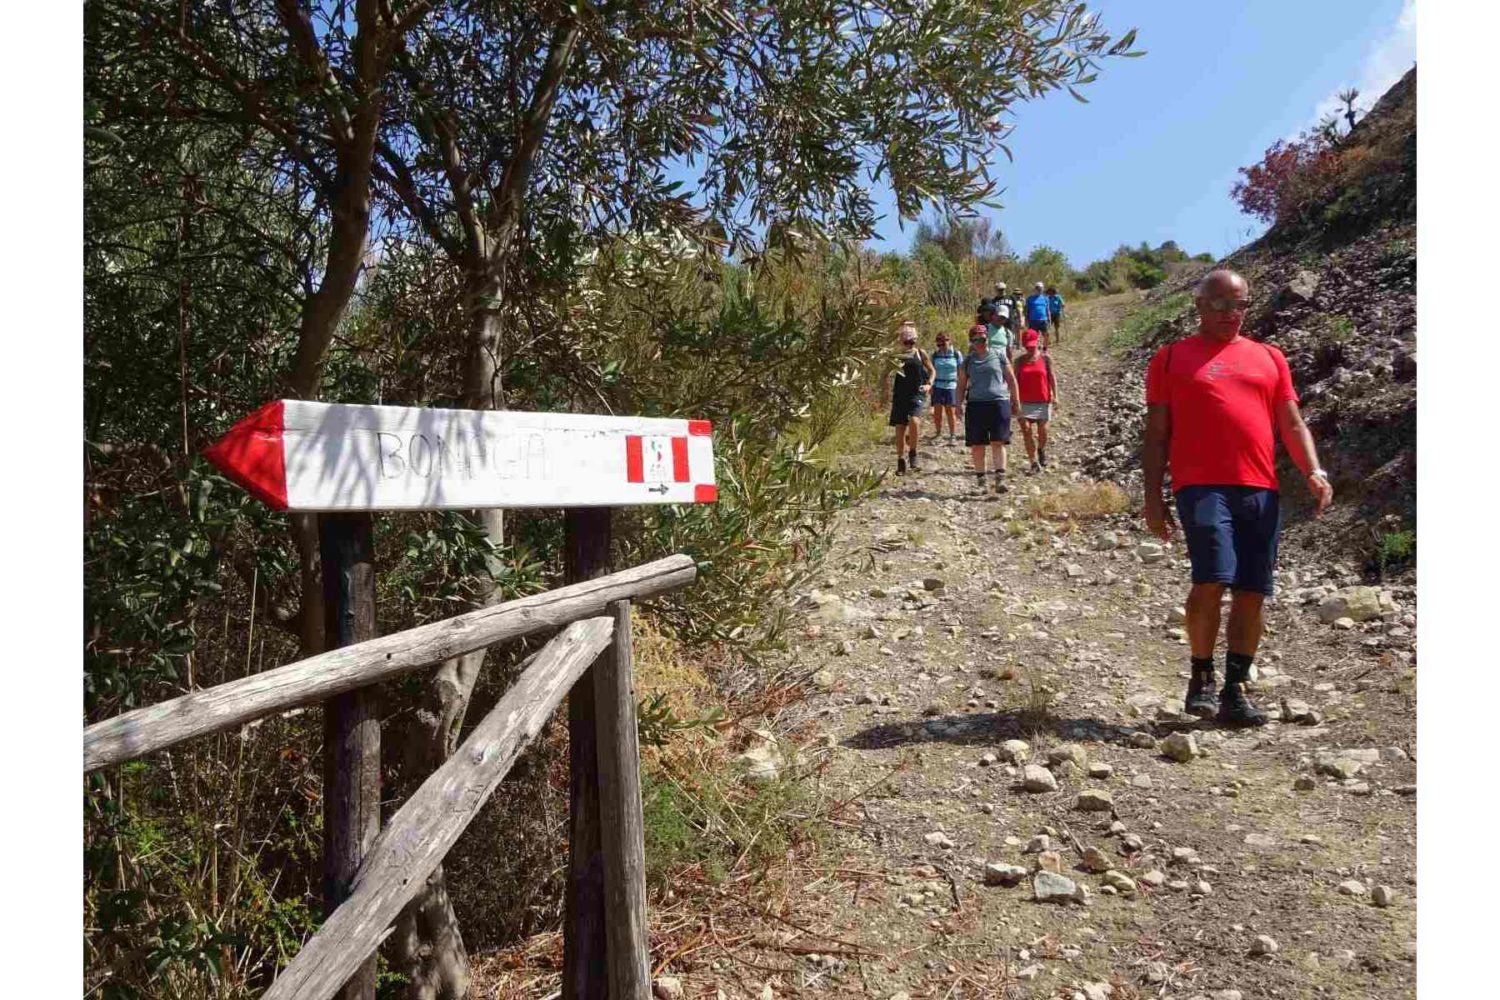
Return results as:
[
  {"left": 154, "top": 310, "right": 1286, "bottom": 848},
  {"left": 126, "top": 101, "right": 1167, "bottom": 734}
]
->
[
  {"left": 929, "top": 331, "right": 964, "bottom": 444},
  {"left": 882, "top": 321, "right": 935, "bottom": 474},
  {"left": 1015, "top": 328, "right": 1060, "bottom": 473}
]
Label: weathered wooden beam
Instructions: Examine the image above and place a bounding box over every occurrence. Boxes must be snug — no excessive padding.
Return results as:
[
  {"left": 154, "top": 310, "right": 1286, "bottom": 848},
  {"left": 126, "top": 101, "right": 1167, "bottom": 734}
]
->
[
  {"left": 261, "top": 617, "right": 616, "bottom": 1000},
  {"left": 84, "top": 554, "right": 696, "bottom": 772},
  {"left": 318, "top": 513, "right": 380, "bottom": 1000},
  {"left": 595, "top": 600, "right": 651, "bottom": 1000},
  {"left": 562, "top": 508, "right": 611, "bottom": 1000}
]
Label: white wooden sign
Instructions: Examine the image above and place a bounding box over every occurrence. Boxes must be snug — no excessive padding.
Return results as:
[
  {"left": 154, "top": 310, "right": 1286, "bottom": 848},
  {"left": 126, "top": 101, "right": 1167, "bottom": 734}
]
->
[{"left": 203, "top": 400, "right": 717, "bottom": 511}]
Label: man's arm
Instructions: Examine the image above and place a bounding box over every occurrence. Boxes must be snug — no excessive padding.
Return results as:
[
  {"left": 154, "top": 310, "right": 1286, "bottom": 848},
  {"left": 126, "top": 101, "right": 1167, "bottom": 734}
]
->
[
  {"left": 1143, "top": 404, "right": 1174, "bottom": 540},
  {"left": 1005, "top": 364, "right": 1021, "bottom": 411},
  {"left": 1276, "top": 400, "right": 1334, "bottom": 514},
  {"left": 956, "top": 366, "right": 968, "bottom": 412}
]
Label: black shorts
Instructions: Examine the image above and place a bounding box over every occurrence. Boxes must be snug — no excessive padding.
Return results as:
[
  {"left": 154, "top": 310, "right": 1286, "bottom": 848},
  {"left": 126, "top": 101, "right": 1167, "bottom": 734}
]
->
[
  {"left": 1031, "top": 319, "right": 1050, "bottom": 335},
  {"left": 964, "top": 399, "right": 1012, "bottom": 445}
]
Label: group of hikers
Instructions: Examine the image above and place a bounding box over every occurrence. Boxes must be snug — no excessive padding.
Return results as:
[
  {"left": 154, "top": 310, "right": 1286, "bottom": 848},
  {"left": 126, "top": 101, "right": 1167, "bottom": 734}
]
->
[
  {"left": 885, "top": 280, "right": 1063, "bottom": 493},
  {"left": 882, "top": 267, "right": 1337, "bottom": 730}
]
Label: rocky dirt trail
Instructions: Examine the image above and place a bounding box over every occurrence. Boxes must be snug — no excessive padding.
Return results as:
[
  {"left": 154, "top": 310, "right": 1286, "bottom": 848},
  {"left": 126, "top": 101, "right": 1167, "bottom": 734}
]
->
[{"left": 690, "top": 296, "right": 1417, "bottom": 1000}]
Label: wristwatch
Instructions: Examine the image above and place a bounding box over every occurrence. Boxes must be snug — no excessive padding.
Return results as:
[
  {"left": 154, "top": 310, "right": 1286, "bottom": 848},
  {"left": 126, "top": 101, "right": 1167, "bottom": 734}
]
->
[{"left": 1308, "top": 468, "right": 1329, "bottom": 481}]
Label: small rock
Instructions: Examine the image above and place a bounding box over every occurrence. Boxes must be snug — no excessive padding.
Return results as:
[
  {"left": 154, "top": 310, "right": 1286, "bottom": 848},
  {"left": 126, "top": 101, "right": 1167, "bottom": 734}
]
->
[
  {"left": 923, "top": 831, "right": 955, "bottom": 850},
  {"left": 1373, "top": 885, "right": 1396, "bottom": 907},
  {"left": 1015, "top": 964, "right": 1042, "bottom": 981},
  {"left": 978, "top": 752, "right": 998, "bottom": 768},
  {"left": 1193, "top": 880, "right": 1213, "bottom": 896},
  {"left": 1033, "top": 871, "right": 1081, "bottom": 904},
  {"left": 1080, "top": 984, "right": 1112, "bottom": 1000},
  {"left": 1024, "top": 835, "right": 1051, "bottom": 854},
  {"left": 1120, "top": 833, "right": 1144, "bottom": 853},
  {"left": 1022, "top": 765, "right": 1059, "bottom": 793},
  {"left": 1281, "top": 698, "right": 1312, "bottom": 723},
  {"left": 1065, "top": 562, "right": 1085, "bottom": 579},
  {"left": 1130, "top": 773, "right": 1153, "bottom": 790},
  {"left": 1332, "top": 617, "right": 1356, "bottom": 630},
  {"left": 1251, "top": 934, "right": 1279, "bottom": 956},
  {"left": 1048, "top": 744, "right": 1090, "bottom": 769},
  {"left": 1294, "top": 775, "right": 1317, "bottom": 791},
  {"left": 1081, "top": 846, "right": 1112, "bottom": 872},
  {"left": 1317, "top": 758, "right": 1364, "bottom": 780},
  {"left": 1337, "top": 879, "right": 1368, "bottom": 898},
  {"left": 999, "top": 739, "right": 1032, "bottom": 763},
  {"left": 1137, "top": 542, "right": 1165, "bottom": 563},
  {"left": 1160, "top": 732, "right": 1198, "bottom": 763},
  {"left": 1243, "top": 833, "right": 1275, "bottom": 849},
  {"left": 1088, "top": 762, "right": 1114, "bottom": 779},
  {"left": 1128, "top": 731, "right": 1157, "bottom": 749},
  {"left": 922, "top": 577, "right": 946, "bottom": 592},
  {"left": 1139, "top": 870, "right": 1166, "bottom": 887},
  {"left": 1318, "top": 586, "right": 1383, "bottom": 624},
  {"left": 922, "top": 702, "right": 944, "bottom": 717},
  {"left": 654, "top": 977, "right": 684, "bottom": 1000},
  {"left": 983, "top": 863, "right": 1028, "bottom": 886},
  {"left": 1102, "top": 870, "right": 1137, "bottom": 893},
  {"left": 1036, "top": 851, "right": 1064, "bottom": 874},
  {"left": 1075, "top": 790, "right": 1114, "bottom": 812},
  {"left": 811, "top": 670, "right": 836, "bottom": 691},
  {"left": 734, "top": 743, "right": 783, "bottom": 785}
]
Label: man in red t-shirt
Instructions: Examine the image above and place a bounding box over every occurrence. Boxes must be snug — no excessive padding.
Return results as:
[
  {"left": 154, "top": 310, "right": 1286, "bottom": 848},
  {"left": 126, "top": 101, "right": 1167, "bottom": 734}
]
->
[{"left": 1142, "top": 269, "right": 1334, "bottom": 726}]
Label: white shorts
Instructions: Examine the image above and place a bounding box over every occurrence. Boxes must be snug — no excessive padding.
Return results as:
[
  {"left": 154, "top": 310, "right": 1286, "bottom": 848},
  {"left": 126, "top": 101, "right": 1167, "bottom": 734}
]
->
[{"left": 1021, "top": 402, "right": 1052, "bottom": 422}]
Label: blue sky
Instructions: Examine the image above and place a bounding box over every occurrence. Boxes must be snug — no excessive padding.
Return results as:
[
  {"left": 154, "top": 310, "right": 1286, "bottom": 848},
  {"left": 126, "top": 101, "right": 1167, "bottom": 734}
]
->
[{"left": 865, "top": 0, "right": 1416, "bottom": 266}]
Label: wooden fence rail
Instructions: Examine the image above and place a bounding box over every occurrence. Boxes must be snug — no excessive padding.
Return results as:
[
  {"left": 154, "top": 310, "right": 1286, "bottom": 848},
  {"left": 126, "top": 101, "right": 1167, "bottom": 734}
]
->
[
  {"left": 83, "top": 554, "right": 695, "bottom": 772},
  {"left": 263, "top": 617, "right": 616, "bottom": 1000}
]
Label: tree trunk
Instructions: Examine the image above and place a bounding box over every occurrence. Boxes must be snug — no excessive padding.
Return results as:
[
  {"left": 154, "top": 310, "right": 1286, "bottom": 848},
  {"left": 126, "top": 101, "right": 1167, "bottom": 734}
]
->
[{"left": 390, "top": 283, "right": 507, "bottom": 998}]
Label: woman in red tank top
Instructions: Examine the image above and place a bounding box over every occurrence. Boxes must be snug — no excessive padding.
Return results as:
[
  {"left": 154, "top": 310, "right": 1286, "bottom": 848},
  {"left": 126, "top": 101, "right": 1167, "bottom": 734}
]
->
[{"left": 1014, "top": 329, "right": 1059, "bottom": 473}]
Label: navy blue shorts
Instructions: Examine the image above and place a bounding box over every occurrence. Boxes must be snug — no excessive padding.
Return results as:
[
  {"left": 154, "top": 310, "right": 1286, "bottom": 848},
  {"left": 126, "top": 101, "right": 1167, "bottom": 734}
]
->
[
  {"left": 931, "top": 386, "right": 956, "bottom": 406},
  {"left": 965, "top": 399, "right": 1011, "bottom": 446},
  {"left": 1175, "top": 485, "right": 1281, "bottom": 595}
]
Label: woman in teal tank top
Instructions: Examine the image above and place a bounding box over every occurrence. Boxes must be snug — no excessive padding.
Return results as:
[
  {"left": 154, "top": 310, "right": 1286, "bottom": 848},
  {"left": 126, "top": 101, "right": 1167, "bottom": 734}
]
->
[{"left": 929, "top": 332, "right": 963, "bottom": 443}]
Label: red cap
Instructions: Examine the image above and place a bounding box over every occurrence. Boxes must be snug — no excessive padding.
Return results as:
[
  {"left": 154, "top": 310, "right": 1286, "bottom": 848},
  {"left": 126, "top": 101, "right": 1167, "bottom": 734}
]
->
[
  {"left": 969, "top": 324, "right": 988, "bottom": 336},
  {"left": 1022, "top": 329, "right": 1041, "bottom": 346}
]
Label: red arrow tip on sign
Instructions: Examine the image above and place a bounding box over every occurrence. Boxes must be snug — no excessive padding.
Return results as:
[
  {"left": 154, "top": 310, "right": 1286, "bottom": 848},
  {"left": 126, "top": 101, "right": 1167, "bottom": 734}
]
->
[{"left": 203, "top": 400, "right": 289, "bottom": 510}]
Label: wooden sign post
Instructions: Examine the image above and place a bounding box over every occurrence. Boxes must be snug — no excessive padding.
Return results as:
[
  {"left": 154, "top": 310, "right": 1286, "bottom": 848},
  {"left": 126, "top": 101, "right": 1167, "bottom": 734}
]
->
[
  {"left": 205, "top": 401, "right": 715, "bottom": 1000},
  {"left": 317, "top": 513, "right": 380, "bottom": 1000}
]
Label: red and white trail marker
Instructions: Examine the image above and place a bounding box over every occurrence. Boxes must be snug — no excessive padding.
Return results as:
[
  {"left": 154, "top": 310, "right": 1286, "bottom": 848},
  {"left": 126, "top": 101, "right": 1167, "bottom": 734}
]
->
[{"left": 203, "top": 400, "right": 717, "bottom": 512}]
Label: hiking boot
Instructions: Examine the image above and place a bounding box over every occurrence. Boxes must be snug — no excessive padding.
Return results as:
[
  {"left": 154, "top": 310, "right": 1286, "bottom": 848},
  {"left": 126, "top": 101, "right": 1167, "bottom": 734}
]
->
[
  {"left": 1027, "top": 461, "right": 1040, "bottom": 475},
  {"left": 992, "top": 475, "right": 1009, "bottom": 494},
  {"left": 1184, "top": 664, "right": 1218, "bottom": 718},
  {"left": 974, "top": 472, "right": 987, "bottom": 492},
  {"left": 909, "top": 451, "right": 920, "bottom": 472},
  {"left": 1038, "top": 448, "right": 1048, "bottom": 467},
  {"left": 1217, "top": 660, "right": 1268, "bottom": 728},
  {"left": 896, "top": 457, "right": 906, "bottom": 476}
]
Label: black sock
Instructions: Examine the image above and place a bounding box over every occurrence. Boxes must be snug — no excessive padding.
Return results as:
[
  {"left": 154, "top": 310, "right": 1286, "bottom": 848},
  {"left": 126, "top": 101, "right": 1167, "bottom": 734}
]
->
[
  {"left": 1225, "top": 651, "right": 1254, "bottom": 684},
  {"left": 1190, "top": 656, "right": 1215, "bottom": 678}
]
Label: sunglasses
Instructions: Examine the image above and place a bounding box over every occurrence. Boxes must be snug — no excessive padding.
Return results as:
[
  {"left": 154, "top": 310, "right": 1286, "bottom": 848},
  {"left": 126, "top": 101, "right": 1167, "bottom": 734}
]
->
[
  {"left": 900, "top": 338, "right": 916, "bottom": 345},
  {"left": 969, "top": 335, "right": 987, "bottom": 343},
  {"left": 1204, "top": 297, "right": 1251, "bottom": 312}
]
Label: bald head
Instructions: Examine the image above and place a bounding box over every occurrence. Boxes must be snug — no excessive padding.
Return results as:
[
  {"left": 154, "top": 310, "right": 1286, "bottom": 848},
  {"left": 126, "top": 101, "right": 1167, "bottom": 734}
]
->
[
  {"left": 1195, "top": 269, "right": 1251, "bottom": 341},
  {"left": 1196, "top": 269, "right": 1249, "bottom": 302}
]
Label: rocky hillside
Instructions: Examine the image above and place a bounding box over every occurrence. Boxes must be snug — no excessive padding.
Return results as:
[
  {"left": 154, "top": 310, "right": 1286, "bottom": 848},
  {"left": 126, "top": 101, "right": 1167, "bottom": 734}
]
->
[{"left": 1084, "top": 68, "right": 1417, "bottom": 577}]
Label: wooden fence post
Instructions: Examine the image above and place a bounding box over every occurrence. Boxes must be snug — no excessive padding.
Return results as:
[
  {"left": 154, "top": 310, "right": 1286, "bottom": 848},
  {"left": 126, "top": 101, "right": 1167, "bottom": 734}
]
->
[
  {"left": 595, "top": 600, "right": 650, "bottom": 1000},
  {"left": 319, "top": 512, "right": 380, "bottom": 1000},
  {"left": 562, "top": 507, "right": 612, "bottom": 1000}
]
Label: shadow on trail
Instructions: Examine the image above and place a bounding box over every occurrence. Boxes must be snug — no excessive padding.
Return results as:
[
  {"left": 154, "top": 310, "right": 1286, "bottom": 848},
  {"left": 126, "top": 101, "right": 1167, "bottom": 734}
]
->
[
  {"left": 842, "top": 710, "right": 1157, "bottom": 752},
  {"left": 878, "top": 487, "right": 953, "bottom": 501}
]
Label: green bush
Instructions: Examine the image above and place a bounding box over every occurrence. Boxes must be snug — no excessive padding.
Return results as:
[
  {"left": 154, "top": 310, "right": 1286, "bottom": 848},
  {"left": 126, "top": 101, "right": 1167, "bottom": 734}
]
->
[{"left": 1108, "top": 291, "right": 1195, "bottom": 351}]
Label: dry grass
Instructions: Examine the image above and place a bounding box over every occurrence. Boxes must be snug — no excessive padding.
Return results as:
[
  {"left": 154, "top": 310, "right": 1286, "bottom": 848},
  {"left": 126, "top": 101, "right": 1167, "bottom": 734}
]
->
[
  {"left": 1027, "top": 480, "right": 1131, "bottom": 519},
  {"left": 634, "top": 612, "right": 715, "bottom": 717}
]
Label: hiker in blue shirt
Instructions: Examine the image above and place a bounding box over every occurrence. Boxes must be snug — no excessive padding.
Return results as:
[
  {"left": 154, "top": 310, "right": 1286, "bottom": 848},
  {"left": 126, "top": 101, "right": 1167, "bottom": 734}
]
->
[
  {"left": 1025, "top": 281, "right": 1053, "bottom": 350},
  {"left": 929, "top": 331, "right": 963, "bottom": 444},
  {"left": 1047, "top": 285, "right": 1065, "bottom": 345}
]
